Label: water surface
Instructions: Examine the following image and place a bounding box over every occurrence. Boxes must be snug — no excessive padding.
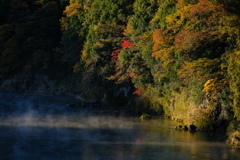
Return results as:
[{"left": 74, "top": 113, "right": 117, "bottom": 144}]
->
[{"left": 0, "top": 93, "right": 239, "bottom": 160}]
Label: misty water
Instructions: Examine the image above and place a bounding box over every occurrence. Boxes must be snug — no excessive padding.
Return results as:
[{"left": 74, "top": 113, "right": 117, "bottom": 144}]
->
[{"left": 0, "top": 93, "right": 239, "bottom": 160}]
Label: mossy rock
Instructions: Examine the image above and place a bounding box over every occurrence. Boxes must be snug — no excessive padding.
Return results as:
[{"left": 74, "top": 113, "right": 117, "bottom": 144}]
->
[
  {"left": 175, "top": 125, "right": 188, "bottom": 131},
  {"left": 139, "top": 114, "right": 151, "bottom": 121},
  {"left": 175, "top": 124, "right": 197, "bottom": 131}
]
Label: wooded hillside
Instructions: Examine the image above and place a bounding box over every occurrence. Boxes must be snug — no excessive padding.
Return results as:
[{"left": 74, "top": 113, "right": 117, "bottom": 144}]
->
[{"left": 1, "top": 0, "right": 240, "bottom": 138}]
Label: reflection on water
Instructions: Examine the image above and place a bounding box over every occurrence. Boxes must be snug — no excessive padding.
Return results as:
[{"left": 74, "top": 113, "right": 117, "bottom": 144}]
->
[{"left": 0, "top": 93, "right": 239, "bottom": 160}]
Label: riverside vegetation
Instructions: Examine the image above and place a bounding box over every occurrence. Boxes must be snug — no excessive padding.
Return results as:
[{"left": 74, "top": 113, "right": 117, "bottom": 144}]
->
[{"left": 0, "top": 0, "right": 240, "bottom": 146}]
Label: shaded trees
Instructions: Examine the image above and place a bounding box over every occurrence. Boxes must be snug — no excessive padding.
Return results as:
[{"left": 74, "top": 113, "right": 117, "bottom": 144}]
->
[{"left": 0, "top": 0, "right": 63, "bottom": 77}]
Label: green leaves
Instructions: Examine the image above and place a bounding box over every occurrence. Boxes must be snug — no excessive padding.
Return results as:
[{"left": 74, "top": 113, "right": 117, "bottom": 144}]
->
[
  {"left": 2, "top": 0, "right": 240, "bottom": 130},
  {"left": 227, "top": 51, "right": 240, "bottom": 121},
  {"left": 150, "top": 0, "right": 177, "bottom": 29}
]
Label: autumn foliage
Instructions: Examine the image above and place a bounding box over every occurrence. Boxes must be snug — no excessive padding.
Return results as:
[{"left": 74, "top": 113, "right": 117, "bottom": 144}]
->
[
  {"left": 133, "top": 87, "right": 143, "bottom": 95},
  {"left": 2, "top": 0, "right": 240, "bottom": 133},
  {"left": 122, "top": 40, "right": 134, "bottom": 48},
  {"left": 111, "top": 49, "right": 120, "bottom": 63},
  {"left": 111, "top": 40, "right": 134, "bottom": 63}
]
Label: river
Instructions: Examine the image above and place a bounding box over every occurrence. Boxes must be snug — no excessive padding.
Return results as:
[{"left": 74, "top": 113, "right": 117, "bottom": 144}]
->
[{"left": 0, "top": 93, "right": 239, "bottom": 160}]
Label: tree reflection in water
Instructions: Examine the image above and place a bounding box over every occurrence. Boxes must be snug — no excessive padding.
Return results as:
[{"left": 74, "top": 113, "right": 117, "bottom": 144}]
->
[{"left": 0, "top": 93, "right": 239, "bottom": 160}]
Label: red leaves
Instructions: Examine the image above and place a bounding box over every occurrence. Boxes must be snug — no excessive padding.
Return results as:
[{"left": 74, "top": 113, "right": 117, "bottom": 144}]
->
[
  {"left": 129, "top": 73, "right": 135, "bottom": 78},
  {"left": 111, "top": 40, "right": 134, "bottom": 63},
  {"left": 122, "top": 40, "right": 133, "bottom": 48},
  {"left": 133, "top": 87, "right": 143, "bottom": 95},
  {"left": 111, "top": 49, "right": 120, "bottom": 62},
  {"left": 127, "top": 70, "right": 135, "bottom": 78}
]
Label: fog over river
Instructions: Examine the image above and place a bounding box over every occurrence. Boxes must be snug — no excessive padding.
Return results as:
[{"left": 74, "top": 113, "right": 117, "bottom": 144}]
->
[{"left": 0, "top": 93, "right": 239, "bottom": 160}]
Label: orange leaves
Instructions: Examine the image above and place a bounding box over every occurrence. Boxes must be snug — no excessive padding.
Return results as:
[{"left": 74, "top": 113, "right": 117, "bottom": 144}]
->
[
  {"left": 174, "top": 27, "right": 224, "bottom": 58},
  {"left": 152, "top": 29, "right": 165, "bottom": 51},
  {"left": 152, "top": 29, "right": 174, "bottom": 62},
  {"left": 152, "top": 29, "right": 167, "bottom": 60},
  {"left": 129, "top": 73, "right": 135, "bottom": 78},
  {"left": 126, "top": 70, "right": 135, "bottom": 78},
  {"left": 190, "top": 0, "right": 223, "bottom": 19},
  {"left": 174, "top": 29, "right": 201, "bottom": 52},
  {"left": 190, "top": 0, "right": 213, "bottom": 16},
  {"left": 188, "top": 0, "right": 224, "bottom": 28}
]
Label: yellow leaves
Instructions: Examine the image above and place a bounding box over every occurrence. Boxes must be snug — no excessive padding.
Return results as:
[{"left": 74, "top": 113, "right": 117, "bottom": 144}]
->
[
  {"left": 176, "top": 0, "right": 196, "bottom": 8},
  {"left": 83, "top": 5, "right": 90, "bottom": 10},
  {"left": 234, "top": 50, "right": 240, "bottom": 56},
  {"left": 178, "top": 58, "right": 218, "bottom": 85},
  {"left": 166, "top": 0, "right": 224, "bottom": 34},
  {"left": 165, "top": 15, "right": 174, "bottom": 24},
  {"left": 59, "top": 17, "right": 69, "bottom": 31},
  {"left": 149, "top": 7, "right": 161, "bottom": 26},
  {"left": 219, "top": 14, "right": 240, "bottom": 46},
  {"left": 202, "top": 77, "right": 227, "bottom": 102},
  {"left": 112, "top": 74, "right": 129, "bottom": 84},
  {"left": 81, "top": 42, "right": 89, "bottom": 62},
  {"left": 166, "top": 5, "right": 193, "bottom": 27},
  {"left": 63, "top": 3, "right": 82, "bottom": 17},
  {"left": 228, "top": 51, "right": 240, "bottom": 87},
  {"left": 152, "top": 48, "right": 172, "bottom": 60},
  {"left": 93, "top": 24, "right": 98, "bottom": 31},
  {"left": 124, "top": 18, "right": 134, "bottom": 36},
  {"left": 154, "top": 0, "right": 227, "bottom": 61},
  {"left": 228, "top": 51, "right": 240, "bottom": 68},
  {"left": 176, "top": 0, "right": 185, "bottom": 8},
  {"left": 94, "top": 42, "right": 104, "bottom": 48},
  {"left": 202, "top": 78, "right": 218, "bottom": 97}
]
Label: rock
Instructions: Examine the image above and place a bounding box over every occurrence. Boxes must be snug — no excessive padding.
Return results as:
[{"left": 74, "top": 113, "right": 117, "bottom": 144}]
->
[
  {"left": 189, "top": 125, "right": 197, "bottom": 131},
  {"left": 139, "top": 114, "right": 151, "bottom": 121},
  {"left": 175, "top": 125, "right": 189, "bottom": 131}
]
